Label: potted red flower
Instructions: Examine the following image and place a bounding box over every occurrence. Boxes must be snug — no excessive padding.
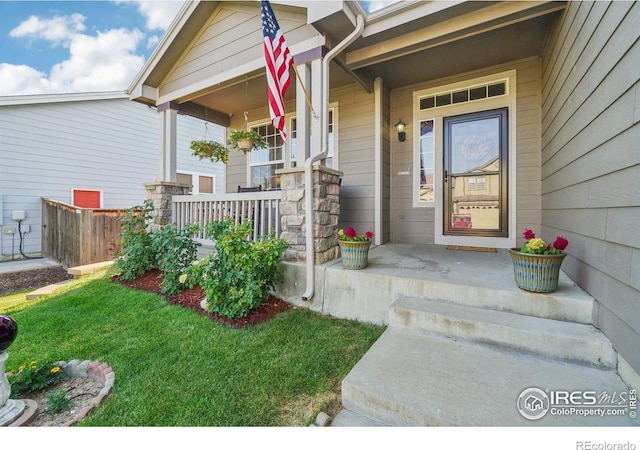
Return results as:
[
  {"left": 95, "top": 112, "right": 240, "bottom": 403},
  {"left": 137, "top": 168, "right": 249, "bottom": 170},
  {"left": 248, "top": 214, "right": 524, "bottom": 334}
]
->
[
  {"left": 508, "top": 228, "right": 569, "bottom": 292},
  {"left": 337, "top": 226, "right": 374, "bottom": 269}
]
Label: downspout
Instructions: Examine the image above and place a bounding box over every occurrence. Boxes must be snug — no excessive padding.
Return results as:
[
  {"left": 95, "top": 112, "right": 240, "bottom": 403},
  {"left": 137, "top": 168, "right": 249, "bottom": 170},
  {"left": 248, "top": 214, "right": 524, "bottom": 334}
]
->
[{"left": 302, "top": 14, "right": 364, "bottom": 302}]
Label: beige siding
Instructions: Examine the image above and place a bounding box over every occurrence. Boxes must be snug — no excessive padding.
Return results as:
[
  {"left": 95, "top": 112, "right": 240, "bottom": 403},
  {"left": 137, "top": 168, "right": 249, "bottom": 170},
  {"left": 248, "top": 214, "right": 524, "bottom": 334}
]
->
[
  {"left": 159, "top": 3, "right": 316, "bottom": 100},
  {"left": 541, "top": 1, "right": 640, "bottom": 374},
  {"left": 333, "top": 85, "right": 377, "bottom": 235},
  {"left": 389, "top": 58, "right": 542, "bottom": 244}
]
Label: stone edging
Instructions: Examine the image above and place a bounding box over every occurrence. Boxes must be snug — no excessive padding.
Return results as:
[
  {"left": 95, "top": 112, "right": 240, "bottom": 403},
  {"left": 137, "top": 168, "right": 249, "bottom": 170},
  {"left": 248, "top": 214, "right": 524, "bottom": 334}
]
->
[{"left": 56, "top": 359, "right": 115, "bottom": 426}]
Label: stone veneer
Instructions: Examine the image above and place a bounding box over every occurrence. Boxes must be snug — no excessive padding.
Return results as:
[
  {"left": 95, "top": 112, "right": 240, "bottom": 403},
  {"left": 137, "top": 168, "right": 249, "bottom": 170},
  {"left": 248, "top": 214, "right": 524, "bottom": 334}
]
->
[
  {"left": 144, "top": 181, "right": 190, "bottom": 230},
  {"left": 278, "top": 166, "right": 342, "bottom": 264}
]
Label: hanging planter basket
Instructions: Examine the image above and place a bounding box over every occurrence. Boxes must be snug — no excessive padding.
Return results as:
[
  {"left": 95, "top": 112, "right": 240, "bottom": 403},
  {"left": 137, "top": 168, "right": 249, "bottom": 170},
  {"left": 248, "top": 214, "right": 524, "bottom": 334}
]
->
[
  {"left": 508, "top": 249, "right": 567, "bottom": 293},
  {"left": 338, "top": 240, "right": 372, "bottom": 270},
  {"left": 237, "top": 138, "right": 253, "bottom": 151}
]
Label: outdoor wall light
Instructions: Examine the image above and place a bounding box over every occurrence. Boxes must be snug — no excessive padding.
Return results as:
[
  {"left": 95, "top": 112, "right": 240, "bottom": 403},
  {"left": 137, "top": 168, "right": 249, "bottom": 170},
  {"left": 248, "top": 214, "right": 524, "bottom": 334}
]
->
[{"left": 396, "top": 119, "right": 406, "bottom": 142}]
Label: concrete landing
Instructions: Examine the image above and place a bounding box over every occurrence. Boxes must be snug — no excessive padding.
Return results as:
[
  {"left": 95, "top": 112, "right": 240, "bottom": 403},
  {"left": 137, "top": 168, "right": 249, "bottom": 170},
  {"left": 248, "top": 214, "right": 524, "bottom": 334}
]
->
[
  {"left": 26, "top": 280, "right": 73, "bottom": 300},
  {"left": 341, "top": 328, "right": 637, "bottom": 426}
]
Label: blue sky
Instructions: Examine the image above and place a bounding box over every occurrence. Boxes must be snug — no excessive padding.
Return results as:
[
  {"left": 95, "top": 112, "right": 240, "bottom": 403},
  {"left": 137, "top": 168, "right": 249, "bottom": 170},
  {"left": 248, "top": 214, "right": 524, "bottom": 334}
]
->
[
  {"left": 0, "top": 1, "right": 185, "bottom": 96},
  {"left": 0, "top": 1, "right": 398, "bottom": 97}
]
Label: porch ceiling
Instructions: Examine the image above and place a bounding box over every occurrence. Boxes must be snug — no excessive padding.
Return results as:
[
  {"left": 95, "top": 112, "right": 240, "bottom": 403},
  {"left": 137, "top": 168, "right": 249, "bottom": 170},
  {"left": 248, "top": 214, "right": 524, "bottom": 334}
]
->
[
  {"left": 172, "top": 1, "right": 564, "bottom": 124},
  {"left": 354, "top": 13, "right": 556, "bottom": 90}
]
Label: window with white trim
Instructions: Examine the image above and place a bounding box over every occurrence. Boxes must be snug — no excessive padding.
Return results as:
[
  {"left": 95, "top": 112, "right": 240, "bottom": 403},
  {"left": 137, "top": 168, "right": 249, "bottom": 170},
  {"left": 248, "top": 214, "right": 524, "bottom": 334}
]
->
[
  {"left": 249, "top": 122, "right": 284, "bottom": 190},
  {"left": 289, "top": 107, "right": 337, "bottom": 169},
  {"left": 250, "top": 106, "right": 338, "bottom": 188}
]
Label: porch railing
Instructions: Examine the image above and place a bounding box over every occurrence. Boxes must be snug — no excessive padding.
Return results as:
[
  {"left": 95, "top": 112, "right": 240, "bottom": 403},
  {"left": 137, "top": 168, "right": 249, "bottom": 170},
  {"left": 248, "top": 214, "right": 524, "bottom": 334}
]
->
[{"left": 171, "top": 191, "right": 282, "bottom": 241}]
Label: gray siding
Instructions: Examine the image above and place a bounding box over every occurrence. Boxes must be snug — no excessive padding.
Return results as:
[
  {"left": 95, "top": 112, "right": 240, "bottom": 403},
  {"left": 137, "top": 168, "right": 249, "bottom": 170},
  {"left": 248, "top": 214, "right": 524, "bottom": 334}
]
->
[
  {"left": 541, "top": 1, "right": 640, "bottom": 373},
  {"left": 390, "top": 58, "right": 542, "bottom": 244},
  {"left": 0, "top": 95, "right": 224, "bottom": 258}
]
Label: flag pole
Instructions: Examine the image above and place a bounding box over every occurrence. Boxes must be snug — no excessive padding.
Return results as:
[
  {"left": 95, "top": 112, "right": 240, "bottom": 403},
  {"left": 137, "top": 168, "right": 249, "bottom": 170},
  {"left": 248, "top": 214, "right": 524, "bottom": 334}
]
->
[{"left": 291, "top": 63, "right": 317, "bottom": 118}]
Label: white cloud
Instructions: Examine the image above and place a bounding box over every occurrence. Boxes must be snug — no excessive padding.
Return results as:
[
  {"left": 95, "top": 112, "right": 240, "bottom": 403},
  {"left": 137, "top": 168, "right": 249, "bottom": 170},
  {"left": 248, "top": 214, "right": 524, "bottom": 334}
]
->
[
  {"left": 9, "top": 13, "right": 86, "bottom": 46},
  {"left": 48, "top": 28, "right": 145, "bottom": 93},
  {"left": 146, "top": 34, "right": 160, "bottom": 49},
  {"left": 2, "top": 2, "right": 185, "bottom": 96},
  {"left": 0, "top": 63, "right": 51, "bottom": 95},
  {"left": 120, "top": 1, "right": 186, "bottom": 30}
]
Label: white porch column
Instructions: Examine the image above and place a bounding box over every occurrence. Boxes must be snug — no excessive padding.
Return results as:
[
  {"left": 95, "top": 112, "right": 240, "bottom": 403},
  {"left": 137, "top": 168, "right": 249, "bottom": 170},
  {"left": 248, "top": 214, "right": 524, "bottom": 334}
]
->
[
  {"left": 158, "top": 102, "right": 178, "bottom": 183},
  {"left": 295, "top": 62, "right": 311, "bottom": 162},
  {"left": 310, "top": 58, "right": 323, "bottom": 156},
  {"left": 374, "top": 77, "right": 383, "bottom": 246}
]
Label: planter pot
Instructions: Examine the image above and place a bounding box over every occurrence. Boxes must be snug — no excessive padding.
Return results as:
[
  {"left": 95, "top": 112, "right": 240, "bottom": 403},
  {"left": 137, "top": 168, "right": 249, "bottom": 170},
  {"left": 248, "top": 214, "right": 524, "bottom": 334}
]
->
[
  {"left": 508, "top": 249, "right": 567, "bottom": 293},
  {"left": 237, "top": 139, "right": 253, "bottom": 151},
  {"left": 338, "top": 240, "right": 372, "bottom": 270}
]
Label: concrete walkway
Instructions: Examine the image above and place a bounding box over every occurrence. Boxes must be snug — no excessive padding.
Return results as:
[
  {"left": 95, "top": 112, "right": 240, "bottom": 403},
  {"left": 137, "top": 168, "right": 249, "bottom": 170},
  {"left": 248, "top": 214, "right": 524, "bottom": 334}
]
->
[{"left": 0, "top": 258, "right": 60, "bottom": 274}]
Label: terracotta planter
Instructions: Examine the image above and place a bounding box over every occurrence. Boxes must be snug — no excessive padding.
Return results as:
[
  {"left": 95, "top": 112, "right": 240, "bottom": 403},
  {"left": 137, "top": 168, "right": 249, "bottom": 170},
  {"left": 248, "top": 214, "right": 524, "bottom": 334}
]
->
[
  {"left": 338, "top": 240, "right": 372, "bottom": 270},
  {"left": 508, "top": 248, "right": 567, "bottom": 293}
]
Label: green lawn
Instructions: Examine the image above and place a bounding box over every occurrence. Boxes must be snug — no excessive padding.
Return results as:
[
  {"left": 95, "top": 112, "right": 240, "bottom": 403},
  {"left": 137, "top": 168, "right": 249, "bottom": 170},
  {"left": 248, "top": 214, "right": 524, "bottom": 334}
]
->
[{"left": 0, "top": 270, "right": 384, "bottom": 426}]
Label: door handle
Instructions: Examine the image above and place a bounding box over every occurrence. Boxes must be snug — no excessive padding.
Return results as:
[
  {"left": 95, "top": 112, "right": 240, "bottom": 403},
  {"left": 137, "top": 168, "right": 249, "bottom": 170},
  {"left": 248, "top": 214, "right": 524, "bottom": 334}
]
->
[{"left": 444, "top": 170, "right": 448, "bottom": 183}]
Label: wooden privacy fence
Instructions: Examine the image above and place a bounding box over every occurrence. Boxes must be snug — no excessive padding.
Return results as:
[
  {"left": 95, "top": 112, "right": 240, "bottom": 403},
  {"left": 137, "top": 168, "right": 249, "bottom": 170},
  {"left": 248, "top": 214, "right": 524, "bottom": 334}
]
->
[{"left": 42, "top": 198, "right": 126, "bottom": 269}]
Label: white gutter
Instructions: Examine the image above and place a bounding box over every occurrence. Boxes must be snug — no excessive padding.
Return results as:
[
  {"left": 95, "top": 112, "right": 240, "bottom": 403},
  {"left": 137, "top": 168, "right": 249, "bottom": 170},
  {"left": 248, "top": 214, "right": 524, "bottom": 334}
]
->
[{"left": 302, "top": 14, "right": 365, "bottom": 302}]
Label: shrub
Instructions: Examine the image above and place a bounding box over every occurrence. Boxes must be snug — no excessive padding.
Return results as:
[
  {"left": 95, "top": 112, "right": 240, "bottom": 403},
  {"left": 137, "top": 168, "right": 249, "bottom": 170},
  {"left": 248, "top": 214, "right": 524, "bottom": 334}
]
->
[
  {"left": 183, "top": 219, "right": 288, "bottom": 319},
  {"left": 46, "top": 389, "right": 71, "bottom": 414},
  {"left": 152, "top": 223, "right": 202, "bottom": 295},
  {"left": 7, "top": 360, "right": 67, "bottom": 398},
  {"left": 116, "top": 200, "right": 156, "bottom": 280}
]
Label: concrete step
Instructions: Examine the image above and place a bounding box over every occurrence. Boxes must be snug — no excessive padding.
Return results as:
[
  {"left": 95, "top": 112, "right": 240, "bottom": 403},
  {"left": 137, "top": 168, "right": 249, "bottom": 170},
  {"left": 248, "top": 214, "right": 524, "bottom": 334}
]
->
[
  {"left": 67, "top": 261, "right": 114, "bottom": 279},
  {"left": 319, "top": 262, "right": 596, "bottom": 326},
  {"left": 330, "top": 409, "right": 387, "bottom": 427},
  {"left": 389, "top": 296, "right": 617, "bottom": 369},
  {"left": 26, "top": 280, "right": 73, "bottom": 300},
  {"left": 341, "top": 328, "right": 637, "bottom": 426}
]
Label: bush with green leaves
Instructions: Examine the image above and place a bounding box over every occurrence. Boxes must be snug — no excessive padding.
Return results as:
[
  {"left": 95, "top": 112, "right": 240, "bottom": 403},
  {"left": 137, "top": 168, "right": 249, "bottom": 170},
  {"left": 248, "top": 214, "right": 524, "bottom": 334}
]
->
[
  {"left": 182, "top": 219, "right": 288, "bottom": 319},
  {"left": 152, "top": 222, "right": 202, "bottom": 295},
  {"left": 115, "top": 200, "right": 156, "bottom": 280},
  {"left": 46, "top": 389, "right": 71, "bottom": 415},
  {"left": 7, "top": 360, "right": 67, "bottom": 398}
]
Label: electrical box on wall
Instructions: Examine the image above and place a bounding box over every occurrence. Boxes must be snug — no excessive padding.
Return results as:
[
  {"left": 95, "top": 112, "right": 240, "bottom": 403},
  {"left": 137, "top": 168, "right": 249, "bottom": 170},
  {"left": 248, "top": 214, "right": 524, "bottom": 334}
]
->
[{"left": 11, "top": 210, "right": 26, "bottom": 221}]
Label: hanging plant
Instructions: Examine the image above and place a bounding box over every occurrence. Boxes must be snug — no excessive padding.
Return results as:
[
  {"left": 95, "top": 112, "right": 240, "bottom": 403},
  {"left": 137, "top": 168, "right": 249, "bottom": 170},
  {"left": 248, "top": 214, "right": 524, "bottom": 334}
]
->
[
  {"left": 227, "top": 129, "right": 267, "bottom": 153},
  {"left": 190, "top": 140, "right": 229, "bottom": 164}
]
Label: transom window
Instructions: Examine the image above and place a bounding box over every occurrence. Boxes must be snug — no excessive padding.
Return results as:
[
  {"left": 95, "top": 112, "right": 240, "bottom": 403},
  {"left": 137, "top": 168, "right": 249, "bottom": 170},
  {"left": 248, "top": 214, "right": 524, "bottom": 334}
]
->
[{"left": 419, "top": 80, "right": 507, "bottom": 110}]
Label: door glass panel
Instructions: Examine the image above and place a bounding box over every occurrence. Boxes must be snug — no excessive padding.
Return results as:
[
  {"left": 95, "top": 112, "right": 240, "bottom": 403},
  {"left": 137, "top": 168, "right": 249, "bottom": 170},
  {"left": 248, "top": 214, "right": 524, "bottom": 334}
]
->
[
  {"left": 419, "top": 119, "right": 434, "bottom": 203},
  {"left": 444, "top": 108, "right": 508, "bottom": 236}
]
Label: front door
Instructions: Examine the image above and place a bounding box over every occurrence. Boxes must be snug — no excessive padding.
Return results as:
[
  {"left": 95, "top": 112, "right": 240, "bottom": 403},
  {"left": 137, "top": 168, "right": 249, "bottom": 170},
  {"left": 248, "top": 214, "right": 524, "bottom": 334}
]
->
[{"left": 443, "top": 108, "right": 508, "bottom": 237}]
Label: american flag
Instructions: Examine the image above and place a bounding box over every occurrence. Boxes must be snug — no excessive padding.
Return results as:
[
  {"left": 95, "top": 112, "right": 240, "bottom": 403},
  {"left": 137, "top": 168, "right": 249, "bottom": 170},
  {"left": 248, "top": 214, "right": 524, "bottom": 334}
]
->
[{"left": 261, "top": 0, "right": 293, "bottom": 142}]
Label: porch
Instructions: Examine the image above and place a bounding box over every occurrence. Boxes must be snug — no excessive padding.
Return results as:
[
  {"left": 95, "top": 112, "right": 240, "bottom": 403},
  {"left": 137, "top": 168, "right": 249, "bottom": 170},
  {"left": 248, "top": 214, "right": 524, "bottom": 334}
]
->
[
  {"left": 278, "top": 243, "right": 635, "bottom": 427},
  {"left": 276, "top": 243, "right": 595, "bottom": 326}
]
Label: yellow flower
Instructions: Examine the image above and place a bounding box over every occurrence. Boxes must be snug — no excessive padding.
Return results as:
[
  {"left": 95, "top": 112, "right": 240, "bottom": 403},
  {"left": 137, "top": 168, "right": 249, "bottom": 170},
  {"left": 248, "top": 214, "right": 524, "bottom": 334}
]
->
[
  {"left": 338, "top": 229, "right": 344, "bottom": 237},
  {"left": 19, "top": 365, "right": 26, "bottom": 371},
  {"left": 179, "top": 274, "right": 188, "bottom": 284},
  {"left": 51, "top": 367, "right": 61, "bottom": 374},
  {"left": 525, "top": 238, "right": 546, "bottom": 253},
  {"left": 30, "top": 360, "right": 37, "bottom": 366}
]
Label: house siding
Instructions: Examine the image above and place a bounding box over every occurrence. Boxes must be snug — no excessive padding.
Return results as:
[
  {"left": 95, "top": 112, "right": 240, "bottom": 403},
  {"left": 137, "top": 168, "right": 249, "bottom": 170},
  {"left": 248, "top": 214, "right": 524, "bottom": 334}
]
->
[
  {"left": 0, "top": 95, "right": 224, "bottom": 259},
  {"left": 390, "top": 58, "right": 542, "bottom": 244},
  {"left": 159, "top": 3, "right": 317, "bottom": 101},
  {"left": 541, "top": 1, "right": 640, "bottom": 373},
  {"left": 225, "top": 83, "right": 379, "bottom": 236}
]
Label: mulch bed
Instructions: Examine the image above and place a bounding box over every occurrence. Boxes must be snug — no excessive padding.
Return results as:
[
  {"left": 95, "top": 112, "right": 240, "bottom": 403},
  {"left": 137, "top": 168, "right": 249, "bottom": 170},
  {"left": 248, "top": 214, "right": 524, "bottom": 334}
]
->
[
  {"left": 0, "top": 265, "right": 73, "bottom": 296},
  {"left": 111, "top": 269, "right": 290, "bottom": 328}
]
